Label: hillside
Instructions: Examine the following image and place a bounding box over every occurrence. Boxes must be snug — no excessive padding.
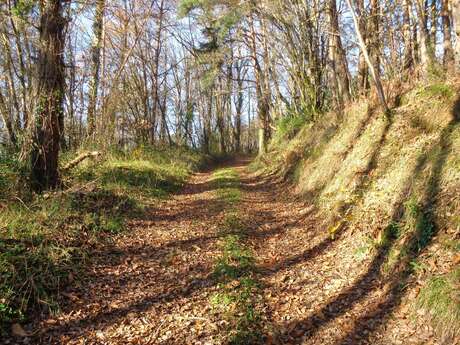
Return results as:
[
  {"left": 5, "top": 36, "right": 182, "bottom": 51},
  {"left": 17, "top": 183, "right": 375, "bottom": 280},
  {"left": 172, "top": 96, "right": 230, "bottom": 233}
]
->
[{"left": 253, "top": 80, "right": 460, "bottom": 343}]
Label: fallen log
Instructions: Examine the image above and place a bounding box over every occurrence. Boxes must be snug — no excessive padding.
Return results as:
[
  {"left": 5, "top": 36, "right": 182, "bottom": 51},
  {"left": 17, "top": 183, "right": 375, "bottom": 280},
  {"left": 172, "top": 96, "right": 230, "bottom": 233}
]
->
[{"left": 62, "top": 151, "right": 101, "bottom": 172}]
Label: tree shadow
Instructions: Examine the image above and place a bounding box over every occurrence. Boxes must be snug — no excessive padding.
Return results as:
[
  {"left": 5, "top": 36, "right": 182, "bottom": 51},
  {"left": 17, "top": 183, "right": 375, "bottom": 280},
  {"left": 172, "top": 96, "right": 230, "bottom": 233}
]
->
[
  {"left": 257, "top": 224, "right": 347, "bottom": 277},
  {"left": 291, "top": 104, "right": 380, "bottom": 202},
  {"left": 333, "top": 95, "right": 460, "bottom": 345},
  {"left": 266, "top": 96, "right": 459, "bottom": 343}
]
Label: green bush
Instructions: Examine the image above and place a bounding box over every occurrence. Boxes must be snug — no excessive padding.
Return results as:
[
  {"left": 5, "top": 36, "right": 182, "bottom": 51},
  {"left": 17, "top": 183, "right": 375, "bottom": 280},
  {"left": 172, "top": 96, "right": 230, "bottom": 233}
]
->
[{"left": 418, "top": 83, "right": 455, "bottom": 100}]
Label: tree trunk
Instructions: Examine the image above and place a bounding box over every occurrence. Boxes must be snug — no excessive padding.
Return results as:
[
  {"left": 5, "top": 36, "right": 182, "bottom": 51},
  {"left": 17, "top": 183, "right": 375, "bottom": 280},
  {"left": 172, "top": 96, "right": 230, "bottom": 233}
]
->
[
  {"left": 234, "top": 60, "right": 243, "bottom": 152},
  {"left": 0, "top": 90, "right": 17, "bottom": 146},
  {"left": 453, "top": 0, "right": 460, "bottom": 70},
  {"left": 441, "top": 0, "right": 454, "bottom": 68},
  {"left": 346, "top": 0, "right": 389, "bottom": 113},
  {"left": 403, "top": 0, "right": 415, "bottom": 70},
  {"left": 249, "top": 14, "right": 271, "bottom": 155},
  {"left": 415, "top": 0, "right": 434, "bottom": 76},
  {"left": 151, "top": 0, "right": 165, "bottom": 143},
  {"left": 430, "top": 0, "right": 438, "bottom": 48},
  {"left": 369, "top": 0, "right": 381, "bottom": 72},
  {"left": 87, "top": 0, "right": 105, "bottom": 137},
  {"left": 31, "top": 0, "right": 66, "bottom": 191},
  {"left": 328, "top": 0, "right": 351, "bottom": 106},
  {"left": 356, "top": 0, "right": 370, "bottom": 92}
]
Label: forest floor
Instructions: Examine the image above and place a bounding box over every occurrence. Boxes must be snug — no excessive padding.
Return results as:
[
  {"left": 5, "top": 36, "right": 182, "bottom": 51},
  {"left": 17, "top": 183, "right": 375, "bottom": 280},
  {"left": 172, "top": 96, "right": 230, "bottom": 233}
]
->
[{"left": 4, "top": 157, "right": 446, "bottom": 345}]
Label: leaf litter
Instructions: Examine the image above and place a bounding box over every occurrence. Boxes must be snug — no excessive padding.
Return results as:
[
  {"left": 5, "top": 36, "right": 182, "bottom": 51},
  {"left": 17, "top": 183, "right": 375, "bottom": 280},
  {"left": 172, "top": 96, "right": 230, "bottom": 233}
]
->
[{"left": 3, "top": 158, "right": 453, "bottom": 345}]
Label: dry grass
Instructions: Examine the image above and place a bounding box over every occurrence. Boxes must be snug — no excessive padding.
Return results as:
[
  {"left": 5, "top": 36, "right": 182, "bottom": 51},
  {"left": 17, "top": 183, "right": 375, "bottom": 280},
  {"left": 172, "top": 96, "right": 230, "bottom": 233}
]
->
[{"left": 257, "top": 79, "right": 460, "bottom": 338}]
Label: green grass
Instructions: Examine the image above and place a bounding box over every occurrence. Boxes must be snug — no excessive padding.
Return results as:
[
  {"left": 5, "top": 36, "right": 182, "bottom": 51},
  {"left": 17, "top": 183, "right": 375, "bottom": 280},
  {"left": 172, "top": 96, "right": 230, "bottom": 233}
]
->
[
  {"left": 73, "top": 146, "right": 208, "bottom": 198},
  {"left": 212, "top": 234, "right": 262, "bottom": 344},
  {"left": 210, "top": 168, "right": 263, "bottom": 344},
  {"left": 213, "top": 235, "right": 255, "bottom": 280},
  {"left": 0, "top": 145, "right": 206, "bottom": 332},
  {"left": 212, "top": 168, "right": 242, "bottom": 205},
  {"left": 274, "top": 114, "right": 309, "bottom": 142},
  {"left": 417, "top": 268, "right": 460, "bottom": 338},
  {"left": 418, "top": 83, "right": 455, "bottom": 100},
  {"left": 218, "top": 212, "right": 246, "bottom": 236}
]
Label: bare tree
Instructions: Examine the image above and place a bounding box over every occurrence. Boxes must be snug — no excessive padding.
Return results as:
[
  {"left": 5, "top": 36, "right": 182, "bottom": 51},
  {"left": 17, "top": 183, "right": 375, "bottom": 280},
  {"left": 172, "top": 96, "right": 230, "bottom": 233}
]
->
[
  {"left": 87, "top": 0, "right": 105, "bottom": 137},
  {"left": 346, "top": 0, "right": 389, "bottom": 113}
]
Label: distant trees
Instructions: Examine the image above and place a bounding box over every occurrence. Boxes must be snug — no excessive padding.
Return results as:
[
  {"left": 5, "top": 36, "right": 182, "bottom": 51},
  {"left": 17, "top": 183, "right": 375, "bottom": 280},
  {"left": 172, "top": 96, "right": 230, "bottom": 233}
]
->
[{"left": 0, "top": 0, "right": 459, "bottom": 191}]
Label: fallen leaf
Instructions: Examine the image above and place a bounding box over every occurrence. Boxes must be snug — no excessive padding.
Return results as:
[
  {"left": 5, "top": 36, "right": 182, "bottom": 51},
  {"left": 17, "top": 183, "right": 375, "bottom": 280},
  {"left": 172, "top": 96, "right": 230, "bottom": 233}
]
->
[{"left": 11, "top": 323, "right": 29, "bottom": 337}]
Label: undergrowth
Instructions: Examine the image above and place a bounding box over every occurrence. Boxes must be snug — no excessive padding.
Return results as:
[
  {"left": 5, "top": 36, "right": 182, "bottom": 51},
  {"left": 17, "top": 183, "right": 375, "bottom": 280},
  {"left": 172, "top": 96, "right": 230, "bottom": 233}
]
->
[{"left": 0, "top": 145, "right": 206, "bottom": 333}]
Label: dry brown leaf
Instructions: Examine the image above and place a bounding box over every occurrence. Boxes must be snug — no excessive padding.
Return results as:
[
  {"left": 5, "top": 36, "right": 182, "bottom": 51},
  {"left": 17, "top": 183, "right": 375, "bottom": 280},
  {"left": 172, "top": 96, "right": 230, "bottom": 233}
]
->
[{"left": 11, "top": 323, "right": 29, "bottom": 337}]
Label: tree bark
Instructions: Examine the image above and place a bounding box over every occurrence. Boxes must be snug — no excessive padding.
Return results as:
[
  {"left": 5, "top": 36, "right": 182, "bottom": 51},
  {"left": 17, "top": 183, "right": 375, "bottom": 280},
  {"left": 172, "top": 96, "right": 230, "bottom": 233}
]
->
[
  {"left": 369, "top": 0, "right": 381, "bottom": 72},
  {"left": 453, "top": 0, "right": 460, "bottom": 70},
  {"left": 150, "top": 0, "right": 166, "bottom": 143},
  {"left": 415, "top": 0, "right": 434, "bottom": 76},
  {"left": 328, "top": 0, "right": 351, "bottom": 106},
  {"left": 441, "top": 0, "right": 454, "bottom": 68},
  {"left": 249, "top": 13, "right": 270, "bottom": 155},
  {"left": 403, "top": 0, "right": 415, "bottom": 70},
  {"left": 0, "top": 90, "right": 17, "bottom": 146},
  {"left": 356, "top": 0, "right": 370, "bottom": 92},
  {"left": 87, "top": 0, "right": 105, "bottom": 137},
  {"left": 31, "top": 0, "right": 66, "bottom": 191}
]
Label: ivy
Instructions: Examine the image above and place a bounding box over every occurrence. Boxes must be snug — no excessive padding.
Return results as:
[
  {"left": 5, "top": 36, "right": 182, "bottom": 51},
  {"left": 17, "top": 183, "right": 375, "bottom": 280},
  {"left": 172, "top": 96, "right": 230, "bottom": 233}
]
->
[{"left": 11, "top": 0, "right": 35, "bottom": 18}]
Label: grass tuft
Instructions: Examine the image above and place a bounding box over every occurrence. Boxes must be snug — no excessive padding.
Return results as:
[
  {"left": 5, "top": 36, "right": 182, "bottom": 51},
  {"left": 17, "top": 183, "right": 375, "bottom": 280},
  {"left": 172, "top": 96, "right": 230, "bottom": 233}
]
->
[{"left": 417, "top": 268, "right": 460, "bottom": 338}]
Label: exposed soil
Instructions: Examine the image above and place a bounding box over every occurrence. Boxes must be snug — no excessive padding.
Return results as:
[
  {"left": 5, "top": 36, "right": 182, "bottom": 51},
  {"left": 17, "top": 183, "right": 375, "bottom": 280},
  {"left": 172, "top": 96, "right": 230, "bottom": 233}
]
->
[{"left": 3, "top": 158, "right": 453, "bottom": 345}]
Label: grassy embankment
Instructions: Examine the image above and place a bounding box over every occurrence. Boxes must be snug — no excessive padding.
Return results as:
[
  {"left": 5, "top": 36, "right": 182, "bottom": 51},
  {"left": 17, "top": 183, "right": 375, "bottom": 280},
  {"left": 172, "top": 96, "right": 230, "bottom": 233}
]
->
[
  {"left": 253, "top": 80, "right": 460, "bottom": 340},
  {"left": 0, "top": 146, "right": 208, "bottom": 332}
]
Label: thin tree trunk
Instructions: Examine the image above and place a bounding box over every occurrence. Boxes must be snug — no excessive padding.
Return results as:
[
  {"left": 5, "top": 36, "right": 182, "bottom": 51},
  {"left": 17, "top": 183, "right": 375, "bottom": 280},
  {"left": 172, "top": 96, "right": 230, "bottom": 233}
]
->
[
  {"left": 328, "top": 0, "right": 351, "bottom": 106},
  {"left": 356, "top": 0, "right": 370, "bottom": 92},
  {"left": 403, "top": 0, "right": 415, "bottom": 70},
  {"left": 249, "top": 14, "right": 270, "bottom": 155},
  {"left": 441, "top": 0, "right": 454, "bottom": 68},
  {"left": 415, "top": 0, "right": 434, "bottom": 76},
  {"left": 0, "top": 90, "right": 17, "bottom": 146},
  {"left": 151, "top": 0, "right": 165, "bottom": 143},
  {"left": 346, "top": 0, "right": 389, "bottom": 113},
  {"left": 370, "top": 0, "right": 381, "bottom": 72},
  {"left": 87, "top": 0, "right": 105, "bottom": 137},
  {"left": 453, "top": 0, "right": 460, "bottom": 70},
  {"left": 7, "top": 0, "right": 30, "bottom": 128}
]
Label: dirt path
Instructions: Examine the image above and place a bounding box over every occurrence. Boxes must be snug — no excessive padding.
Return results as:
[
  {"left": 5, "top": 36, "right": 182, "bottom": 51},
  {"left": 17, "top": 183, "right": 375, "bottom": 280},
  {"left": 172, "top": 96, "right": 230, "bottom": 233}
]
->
[{"left": 8, "top": 158, "right": 435, "bottom": 344}]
